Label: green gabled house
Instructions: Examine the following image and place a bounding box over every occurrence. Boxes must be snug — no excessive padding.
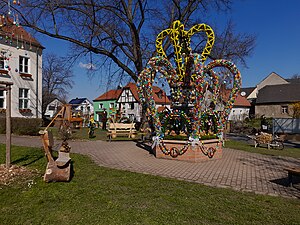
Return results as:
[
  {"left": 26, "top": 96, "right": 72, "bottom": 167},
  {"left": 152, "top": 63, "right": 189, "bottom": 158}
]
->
[{"left": 93, "top": 89, "right": 122, "bottom": 122}]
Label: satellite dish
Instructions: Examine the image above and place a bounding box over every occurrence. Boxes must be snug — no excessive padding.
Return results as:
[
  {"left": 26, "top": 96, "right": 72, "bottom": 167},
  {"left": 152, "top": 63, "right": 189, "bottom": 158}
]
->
[{"left": 241, "top": 91, "right": 246, "bottom": 97}]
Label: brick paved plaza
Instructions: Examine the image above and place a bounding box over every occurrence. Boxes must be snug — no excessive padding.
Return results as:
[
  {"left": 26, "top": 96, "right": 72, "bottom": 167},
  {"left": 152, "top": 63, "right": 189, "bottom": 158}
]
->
[{"left": 1, "top": 135, "right": 299, "bottom": 199}]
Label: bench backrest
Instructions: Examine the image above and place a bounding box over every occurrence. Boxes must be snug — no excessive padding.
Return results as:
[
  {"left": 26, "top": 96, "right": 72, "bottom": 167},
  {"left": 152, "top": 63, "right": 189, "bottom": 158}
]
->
[{"left": 109, "top": 122, "right": 136, "bottom": 130}]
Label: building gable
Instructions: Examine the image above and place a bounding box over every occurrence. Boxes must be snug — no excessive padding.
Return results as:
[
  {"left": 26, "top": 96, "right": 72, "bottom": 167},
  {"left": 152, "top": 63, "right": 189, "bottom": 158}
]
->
[
  {"left": 257, "top": 72, "right": 289, "bottom": 91},
  {"left": 117, "top": 88, "right": 137, "bottom": 103},
  {"left": 45, "top": 98, "right": 64, "bottom": 117},
  {"left": 246, "top": 72, "right": 289, "bottom": 100}
]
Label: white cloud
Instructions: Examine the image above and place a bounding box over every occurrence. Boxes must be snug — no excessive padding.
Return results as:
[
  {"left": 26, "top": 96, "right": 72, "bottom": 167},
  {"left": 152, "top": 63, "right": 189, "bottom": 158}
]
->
[{"left": 79, "top": 62, "right": 97, "bottom": 70}]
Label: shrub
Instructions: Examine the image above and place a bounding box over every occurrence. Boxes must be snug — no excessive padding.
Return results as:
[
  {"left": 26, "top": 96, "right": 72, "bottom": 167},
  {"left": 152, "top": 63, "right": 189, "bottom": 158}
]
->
[{"left": 0, "top": 117, "right": 42, "bottom": 136}]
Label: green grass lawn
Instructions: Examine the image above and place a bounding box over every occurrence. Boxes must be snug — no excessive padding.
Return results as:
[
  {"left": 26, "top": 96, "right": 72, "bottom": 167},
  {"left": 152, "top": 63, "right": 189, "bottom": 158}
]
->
[
  {"left": 1, "top": 144, "right": 300, "bottom": 225},
  {"left": 225, "top": 140, "right": 300, "bottom": 158}
]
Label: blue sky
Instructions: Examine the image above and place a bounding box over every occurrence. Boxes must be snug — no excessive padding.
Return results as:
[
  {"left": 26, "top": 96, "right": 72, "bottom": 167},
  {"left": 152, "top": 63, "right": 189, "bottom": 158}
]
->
[{"left": 37, "top": 0, "right": 300, "bottom": 101}]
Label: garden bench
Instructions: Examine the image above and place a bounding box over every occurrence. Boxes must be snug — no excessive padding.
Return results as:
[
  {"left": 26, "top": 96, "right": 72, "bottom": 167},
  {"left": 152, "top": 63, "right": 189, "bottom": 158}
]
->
[
  {"left": 107, "top": 122, "right": 137, "bottom": 141},
  {"left": 286, "top": 167, "right": 300, "bottom": 187}
]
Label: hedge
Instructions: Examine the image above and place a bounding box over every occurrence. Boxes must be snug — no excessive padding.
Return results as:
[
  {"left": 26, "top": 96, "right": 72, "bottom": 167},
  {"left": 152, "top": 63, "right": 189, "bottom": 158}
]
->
[{"left": 0, "top": 117, "right": 42, "bottom": 136}]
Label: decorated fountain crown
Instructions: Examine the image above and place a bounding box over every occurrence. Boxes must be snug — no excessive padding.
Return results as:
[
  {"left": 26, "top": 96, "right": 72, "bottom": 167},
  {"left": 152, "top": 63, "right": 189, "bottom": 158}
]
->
[
  {"left": 154, "top": 20, "right": 217, "bottom": 105},
  {"left": 137, "top": 20, "right": 241, "bottom": 157},
  {"left": 156, "top": 20, "right": 215, "bottom": 82}
]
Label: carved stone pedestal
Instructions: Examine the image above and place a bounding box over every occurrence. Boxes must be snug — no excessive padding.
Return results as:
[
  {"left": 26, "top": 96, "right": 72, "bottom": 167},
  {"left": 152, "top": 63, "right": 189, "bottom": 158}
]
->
[{"left": 154, "top": 139, "right": 222, "bottom": 162}]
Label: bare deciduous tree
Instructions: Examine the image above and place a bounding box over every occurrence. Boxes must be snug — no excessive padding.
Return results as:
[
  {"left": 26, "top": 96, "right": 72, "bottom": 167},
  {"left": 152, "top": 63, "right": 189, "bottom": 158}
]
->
[
  {"left": 290, "top": 74, "right": 300, "bottom": 82},
  {"left": 42, "top": 53, "right": 74, "bottom": 115},
  {"left": 209, "top": 20, "right": 255, "bottom": 67},
  {"left": 0, "top": 0, "right": 255, "bottom": 83}
]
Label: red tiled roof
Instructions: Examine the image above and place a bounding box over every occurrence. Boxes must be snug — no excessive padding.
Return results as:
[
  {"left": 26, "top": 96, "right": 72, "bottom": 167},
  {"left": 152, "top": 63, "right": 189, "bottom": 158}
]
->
[
  {"left": 0, "top": 16, "right": 43, "bottom": 48},
  {"left": 234, "top": 94, "right": 251, "bottom": 107},
  {"left": 223, "top": 90, "right": 251, "bottom": 107},
  {"left": 94, "top": 89, "right": 122, "bottom": 101},
  {"left": 124, "top": 82, "right": 171, "bottom": 104}
]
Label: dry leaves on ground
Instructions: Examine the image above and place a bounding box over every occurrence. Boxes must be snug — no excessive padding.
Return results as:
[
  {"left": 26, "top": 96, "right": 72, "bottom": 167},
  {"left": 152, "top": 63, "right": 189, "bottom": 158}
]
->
[{"left": 0, "top": 164, "right": 40, "bottom": 186}]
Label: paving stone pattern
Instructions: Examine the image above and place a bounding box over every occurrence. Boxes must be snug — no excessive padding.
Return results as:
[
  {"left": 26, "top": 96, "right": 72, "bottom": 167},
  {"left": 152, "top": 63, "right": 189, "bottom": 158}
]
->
[{"left": 1, "top": 135, "right": 299, "bottom": 199}]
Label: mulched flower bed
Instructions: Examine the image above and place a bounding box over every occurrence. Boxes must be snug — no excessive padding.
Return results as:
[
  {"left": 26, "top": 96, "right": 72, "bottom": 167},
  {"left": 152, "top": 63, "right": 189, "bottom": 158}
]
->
[{"left": 0, "top": 164, "right": 40, "bottom": 186}]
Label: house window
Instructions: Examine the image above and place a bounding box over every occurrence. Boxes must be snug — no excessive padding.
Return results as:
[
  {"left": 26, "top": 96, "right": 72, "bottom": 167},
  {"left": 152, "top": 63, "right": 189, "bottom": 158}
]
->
[
  {"left": 48, "top": 105, "right": 55, "bottom": 110},
  {"left": 128, "top": 103, "right": 134, "bottom": 110},
  {"left": 128, "top": 114, "right": 134, "bottom": 121},
  {"left": 0, "top": 90, "right": 5, "bottom": 108},
  {"left": 19, "top": 56, "right": 30, "bottom": 74},
  {"left": 110, "top": 103, "right": 114, "bottom": 108},
  {"left": 19, "top": 88, "right": 29, "bottom": 109},
  {"left": 99, "top": 103, "right": 103, "bottom": 109},
  {"left": 281, "top": 106, "right": 288, "bottom": 114},
  {"left": 0, "top": 57, "right": 5, "bottom": 70}
]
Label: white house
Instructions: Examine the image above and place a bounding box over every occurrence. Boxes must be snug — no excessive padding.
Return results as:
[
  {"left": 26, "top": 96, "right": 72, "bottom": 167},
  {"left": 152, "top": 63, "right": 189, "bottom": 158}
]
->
[
  {"left": 0, "top": 16, "right": 43, "bottom": 118},
  {"left": 116, "top": 82, "right": 171, "bottom": 122},
  {"left": 44, "top": 98, "right": 64, "bottom": 118},
  {"left": 218, "top": 89, "right": 251, "bottom": 121},
  {"left": 228, "top": 93, "right": 251, "bottom": 121},
  {"left": 117, "top": 83, "right": 141, "bottom": 122},
  {"left": 202, "top": 88, "right": 251, "bottom": 121},
  {"left": 69, "top": 97, "right": 94, "bottom": 116}
]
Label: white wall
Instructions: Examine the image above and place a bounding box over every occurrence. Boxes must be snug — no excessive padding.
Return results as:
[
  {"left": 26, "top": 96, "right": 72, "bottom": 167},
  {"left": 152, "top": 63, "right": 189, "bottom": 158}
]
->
[
  {"left": 228, "top": 107, "right": 250, "bottom": 121},
  {"left": 74, "top": 99, "right": 94, "bottom": 115},
  {"left": 120, "top": 102, "right": 141, "bottom": 122},
  {"left": 44, "top": 99, "right": 63, "bottom": 118},
  {"left": 0, "top": 43, "right": 43, "bottom": 118}
]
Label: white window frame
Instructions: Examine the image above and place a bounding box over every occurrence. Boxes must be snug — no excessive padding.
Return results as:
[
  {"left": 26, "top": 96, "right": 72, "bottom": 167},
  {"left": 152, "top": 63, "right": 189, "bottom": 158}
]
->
[
  {"left": 0, "top": 89, "right": 5, "bottom": 108},
  {"left": 19, "top": 88, "right": 30, "bottom": 109},
  {"left": 99, "top": 103, "right": 103, "bottom": 109},
  {"left": 19, "top": 56, "right": 30, "bottom": 74},
  {"left": 110, "top": 103, "right": 114, "bottom": 108}
]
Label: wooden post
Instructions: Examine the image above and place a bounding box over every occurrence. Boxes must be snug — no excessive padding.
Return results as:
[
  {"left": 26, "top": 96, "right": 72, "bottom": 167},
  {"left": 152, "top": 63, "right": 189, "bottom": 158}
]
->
[
  {"left": 6, "top": 84, "right": 12, "bottom": 168},
  {"left": 0, "top": 81, "right": 13, "bottom": 168}
]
